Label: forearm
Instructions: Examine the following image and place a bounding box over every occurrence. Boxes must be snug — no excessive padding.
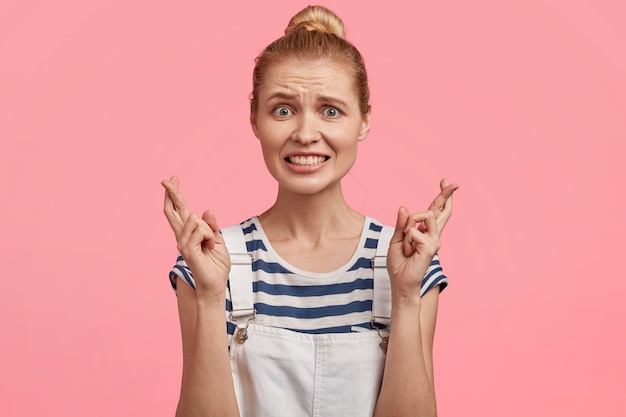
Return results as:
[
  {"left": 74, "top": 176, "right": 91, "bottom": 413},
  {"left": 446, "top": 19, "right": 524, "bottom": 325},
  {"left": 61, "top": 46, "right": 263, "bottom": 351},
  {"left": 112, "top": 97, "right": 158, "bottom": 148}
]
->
[
  {"left": 176, "top": 298, "right": 240, "bottom": 417},
  {"left": 373, "top": 302, "right": 437, "bottom": 417}
]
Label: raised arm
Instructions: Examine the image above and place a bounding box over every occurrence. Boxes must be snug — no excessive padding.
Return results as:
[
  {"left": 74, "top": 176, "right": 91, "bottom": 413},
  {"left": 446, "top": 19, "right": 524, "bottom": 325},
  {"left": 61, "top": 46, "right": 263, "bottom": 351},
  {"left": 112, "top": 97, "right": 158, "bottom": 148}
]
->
[
  {"left": 374, "top": 179, "right": 458, "bottom": 417},
  {"left": 162, "top": 176, "right": 240, "bottom": 417}
]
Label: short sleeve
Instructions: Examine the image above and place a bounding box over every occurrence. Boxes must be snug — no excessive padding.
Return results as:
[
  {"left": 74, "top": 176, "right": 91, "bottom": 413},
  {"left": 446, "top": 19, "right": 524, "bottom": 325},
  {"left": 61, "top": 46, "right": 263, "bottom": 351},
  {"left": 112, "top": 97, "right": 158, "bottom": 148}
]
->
[
  {"left": 419, "top": 253, "right": 448, "bottom": 296},
  {"left": 169, "top": 254, "right": 196, "bottom": 292}
]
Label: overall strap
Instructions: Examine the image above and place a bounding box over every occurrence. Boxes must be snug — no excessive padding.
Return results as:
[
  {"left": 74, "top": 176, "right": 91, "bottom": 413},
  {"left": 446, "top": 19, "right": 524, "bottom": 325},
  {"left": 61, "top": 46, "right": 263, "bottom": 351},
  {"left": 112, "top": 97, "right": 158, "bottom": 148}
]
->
[
  {"left": 221, "top": 224, "right": 255, "bottom": 319},
  {"left": 372, "top": 226, "right": 394, "bottom": 326}
]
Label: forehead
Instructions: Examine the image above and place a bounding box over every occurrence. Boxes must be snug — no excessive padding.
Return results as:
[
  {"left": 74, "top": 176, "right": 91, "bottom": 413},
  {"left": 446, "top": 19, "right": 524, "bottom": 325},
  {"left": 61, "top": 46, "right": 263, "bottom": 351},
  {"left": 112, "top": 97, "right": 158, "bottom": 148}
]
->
[{"left": 260, "top": 58, "right": 358, "bottom": 101}]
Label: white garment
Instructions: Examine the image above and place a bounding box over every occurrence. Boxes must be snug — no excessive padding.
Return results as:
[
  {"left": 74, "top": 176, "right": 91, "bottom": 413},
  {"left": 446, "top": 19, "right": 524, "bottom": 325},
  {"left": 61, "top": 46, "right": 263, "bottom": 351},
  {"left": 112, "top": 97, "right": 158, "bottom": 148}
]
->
[
  {"left": 222, "top": 223, "right": 394, "bottom": 417},
  {"left": 230, "top": 324, "right": 386, "bottom": 417}
]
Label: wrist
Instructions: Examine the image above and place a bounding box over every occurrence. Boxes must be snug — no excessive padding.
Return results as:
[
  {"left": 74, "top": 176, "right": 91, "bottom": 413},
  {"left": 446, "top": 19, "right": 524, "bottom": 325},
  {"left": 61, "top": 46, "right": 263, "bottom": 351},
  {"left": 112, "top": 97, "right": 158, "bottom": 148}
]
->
[
  {"left": 196, "top": 289, "right": 227, "bottom": 309},
  {"left": 390, "top": 300, "right": 422, "bottom": 331},
  {"left": 391, "top": 292, "right": 422, "bottom": 311}
]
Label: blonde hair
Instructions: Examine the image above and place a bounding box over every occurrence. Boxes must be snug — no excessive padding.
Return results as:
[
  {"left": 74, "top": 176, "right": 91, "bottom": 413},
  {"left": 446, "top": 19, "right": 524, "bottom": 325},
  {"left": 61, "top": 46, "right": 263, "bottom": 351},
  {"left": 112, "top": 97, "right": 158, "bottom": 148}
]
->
[
  {"left": 250, "top": 5, "right": 370, "bottom": 115},
  {"left": 285, "top": 5, "right": 346, "bottom": 38}
]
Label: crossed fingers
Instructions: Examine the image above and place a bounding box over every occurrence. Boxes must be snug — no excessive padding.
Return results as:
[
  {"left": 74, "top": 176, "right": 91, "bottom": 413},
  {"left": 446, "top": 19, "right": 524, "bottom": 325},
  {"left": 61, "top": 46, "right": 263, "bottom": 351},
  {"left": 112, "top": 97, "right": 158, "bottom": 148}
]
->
[
  {"left": 402, "top": 210, "right": 439, "bottom": 256},
  {"left": 162, "top": 176, "right": 191, "bottom": 236},
  {"left": 416, "top": 178, "right": 459, "bottom": 233}
]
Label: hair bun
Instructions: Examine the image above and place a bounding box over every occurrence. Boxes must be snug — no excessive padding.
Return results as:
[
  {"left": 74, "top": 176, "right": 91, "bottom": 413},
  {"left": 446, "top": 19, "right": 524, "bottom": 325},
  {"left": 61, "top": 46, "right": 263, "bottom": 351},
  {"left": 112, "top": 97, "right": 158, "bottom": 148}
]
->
[{"left": 285, "top": 5, "right": 346, "bottom": 39}]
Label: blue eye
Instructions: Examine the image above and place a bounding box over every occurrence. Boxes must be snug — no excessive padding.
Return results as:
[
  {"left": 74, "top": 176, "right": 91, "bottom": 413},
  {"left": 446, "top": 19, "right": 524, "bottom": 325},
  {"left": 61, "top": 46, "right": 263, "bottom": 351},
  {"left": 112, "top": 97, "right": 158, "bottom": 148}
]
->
[
  {"left": 273, "top": 106, "right": 292, "bottom": 117},
  {"left": 323, "top": 107, "right": 340, "bottom": 118}
]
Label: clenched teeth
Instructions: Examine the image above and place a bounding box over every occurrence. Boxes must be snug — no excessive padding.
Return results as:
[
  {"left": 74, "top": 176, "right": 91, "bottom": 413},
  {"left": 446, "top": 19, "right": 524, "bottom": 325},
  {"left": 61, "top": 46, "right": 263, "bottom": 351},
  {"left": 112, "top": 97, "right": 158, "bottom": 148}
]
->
[{"left": 287, "top": 155, "right": 328, "bottom": 166}]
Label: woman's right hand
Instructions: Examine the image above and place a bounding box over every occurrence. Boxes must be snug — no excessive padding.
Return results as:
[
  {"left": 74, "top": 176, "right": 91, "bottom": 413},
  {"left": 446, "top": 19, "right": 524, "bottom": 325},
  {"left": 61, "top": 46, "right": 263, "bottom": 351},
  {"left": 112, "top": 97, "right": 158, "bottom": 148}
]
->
[{"left": 162, "top": 176, "right": 231, "bottom": 301}]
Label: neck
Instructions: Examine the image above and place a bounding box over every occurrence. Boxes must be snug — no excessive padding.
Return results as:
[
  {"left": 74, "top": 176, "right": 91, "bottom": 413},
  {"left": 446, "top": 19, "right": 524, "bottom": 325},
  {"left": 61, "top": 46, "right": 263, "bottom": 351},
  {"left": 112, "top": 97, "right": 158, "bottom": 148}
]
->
[{"left": 258, "top": 184, "right": 364, "bottom": 241}]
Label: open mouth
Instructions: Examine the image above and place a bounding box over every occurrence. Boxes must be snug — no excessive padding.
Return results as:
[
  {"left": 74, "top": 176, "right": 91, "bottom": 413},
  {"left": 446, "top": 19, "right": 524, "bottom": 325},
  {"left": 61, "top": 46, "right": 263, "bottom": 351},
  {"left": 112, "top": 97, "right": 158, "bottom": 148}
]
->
[{"left": 285, "top": 155, "right": 330, "bottom": 166}]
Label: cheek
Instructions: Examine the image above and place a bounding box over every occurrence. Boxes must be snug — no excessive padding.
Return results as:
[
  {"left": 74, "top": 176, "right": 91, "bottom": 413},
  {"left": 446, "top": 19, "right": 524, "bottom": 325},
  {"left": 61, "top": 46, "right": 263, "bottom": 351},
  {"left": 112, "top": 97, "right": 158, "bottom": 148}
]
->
[
  {"left": 259, "top": 136, "right": 284, "bottom": 159},
  {"left": 258, "top": 135, "right": 284, "bottom": 170},
  {"left": 259, "top": 146, "right": 282, "bottom": 181},
  {"left": 259, "top": 139, "right": 278, "bottom": 160},
  {"left": 328, "top": 124, "right": 363, "bottom": 148}
]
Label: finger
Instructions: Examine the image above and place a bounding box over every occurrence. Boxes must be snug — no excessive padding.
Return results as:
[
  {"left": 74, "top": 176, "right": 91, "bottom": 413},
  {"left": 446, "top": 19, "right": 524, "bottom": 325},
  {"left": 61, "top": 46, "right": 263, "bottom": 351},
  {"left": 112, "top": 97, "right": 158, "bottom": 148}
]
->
[
  {"left": 161, "top": 176, "right": 191, "bottom": 222},
  {"left": 405, "top": 226, "right": 440, "bottom": 256},
  {"left": 427, "top": 184, "right": 458, "bottom": 213},
  {"left": 423, "top": 209, "right": 438, "bottom": 237},
  {"left": 404, "top": 227, "right": 430, "bottom": 256},
  {"left": 177, "top": 213, "right": 215, "bottom": 253},
  {"left": 202, "top": 210, "right": 221, "bottom": 234},
  {"left": 191, "top": 217, "right": 217, "bottom": 250},
  {"left": 405, "top": 227, "right": 420, "bottom": 253},
  {"left": 411, "top": 210, "right": 436, "bottom": 232},
  {"left": 423, "top": 181, "right": 458, "bottom": 233},
  {"left": 427, "top": 179, "right": 459, "bottom": 214},
  {"left": 178, "top": 213, "right": 199, "bottom": 251},
  {"left": 202, "top": 210, "right": 223, "bottom": 247},
  {"left": 437, "top": 190, "right": 454, "bottom": 231},
  {"left": 440, "top": 179, "right": 457, "bottom": 214},
  {"left": 392, "top": 206, "right": 411, "bottom": 244},
  {"left": 437, "top": 181, "right": 459, "bottom": 232},
  {"left": 443, "top": 188, "right": 453, "bottom": 212},
  {"left": 163, "top": 177, "right": 186, "bottom": 234},
  {"left": 406, "top": 210, "right": 435, "bottom": 233},
  {"left": 407, "top": 210, "right": 441, "bottom": 233},
  {"left": 440, "top": 177, "right": 460, "bottom": 194},
  {"left": 163, "top": 188, "right": 184, "bottom": 235},
  {"left": 394, "top": 207, "right": 434, "bottom": 256}
]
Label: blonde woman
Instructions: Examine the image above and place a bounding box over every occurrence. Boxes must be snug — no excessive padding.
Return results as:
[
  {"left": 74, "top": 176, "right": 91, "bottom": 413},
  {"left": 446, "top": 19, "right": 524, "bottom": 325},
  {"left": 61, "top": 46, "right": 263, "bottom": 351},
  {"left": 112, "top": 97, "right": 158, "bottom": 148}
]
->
[{"left": 163, "top": 5, "right": 458, "bottom": 416}]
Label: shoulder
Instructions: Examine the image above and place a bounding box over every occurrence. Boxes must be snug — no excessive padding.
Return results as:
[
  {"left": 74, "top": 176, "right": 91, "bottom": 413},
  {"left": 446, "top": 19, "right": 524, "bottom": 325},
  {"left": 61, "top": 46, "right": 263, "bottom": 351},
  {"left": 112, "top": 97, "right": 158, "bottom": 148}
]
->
[
  {"left": 220, "top": 218, "right": 258, "bottom": 248},
  {"left": 362, "top": 217, "right": 393, "bottom": 250}
]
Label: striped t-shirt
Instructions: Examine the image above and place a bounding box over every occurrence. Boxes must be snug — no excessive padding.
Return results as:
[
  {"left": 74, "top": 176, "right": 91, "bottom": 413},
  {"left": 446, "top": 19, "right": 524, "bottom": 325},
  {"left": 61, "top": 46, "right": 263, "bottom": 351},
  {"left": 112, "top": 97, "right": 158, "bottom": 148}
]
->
[{"left": 169, "top": 216, "right": 448, "bottom": 345}]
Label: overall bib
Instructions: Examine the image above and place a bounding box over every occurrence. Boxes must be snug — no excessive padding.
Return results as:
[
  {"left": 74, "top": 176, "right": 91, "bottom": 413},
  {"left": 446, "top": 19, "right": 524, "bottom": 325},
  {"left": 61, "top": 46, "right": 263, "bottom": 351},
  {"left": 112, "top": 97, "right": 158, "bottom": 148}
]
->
[{"left": 222, "top": 225, "right": 395, "bottom": 417}]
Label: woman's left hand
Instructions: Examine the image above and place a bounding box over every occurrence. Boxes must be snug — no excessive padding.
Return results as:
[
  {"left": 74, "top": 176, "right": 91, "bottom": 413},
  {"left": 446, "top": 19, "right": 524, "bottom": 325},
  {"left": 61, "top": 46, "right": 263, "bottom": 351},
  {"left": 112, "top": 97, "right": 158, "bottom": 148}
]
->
[{"left": 386, "top": 179, "right": 459, "bottom": 303}]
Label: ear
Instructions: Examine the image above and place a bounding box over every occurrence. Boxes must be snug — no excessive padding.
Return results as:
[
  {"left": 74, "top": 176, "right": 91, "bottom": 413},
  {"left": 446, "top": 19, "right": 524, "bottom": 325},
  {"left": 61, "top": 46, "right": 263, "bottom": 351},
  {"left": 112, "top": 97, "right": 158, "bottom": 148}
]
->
[
  {"left": 357, "top": 105, "right": 372, "bottom": 141},
  {"left": 250, "top": 111, "right": 260, "bottom": 139}
]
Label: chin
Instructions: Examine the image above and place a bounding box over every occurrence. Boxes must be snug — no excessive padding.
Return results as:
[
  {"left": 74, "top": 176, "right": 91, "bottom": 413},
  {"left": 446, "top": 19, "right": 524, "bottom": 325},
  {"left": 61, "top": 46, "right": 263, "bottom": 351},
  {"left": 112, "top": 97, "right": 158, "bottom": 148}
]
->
[{"left": 277, "top": 178, "right": 341, "bottom": 196}]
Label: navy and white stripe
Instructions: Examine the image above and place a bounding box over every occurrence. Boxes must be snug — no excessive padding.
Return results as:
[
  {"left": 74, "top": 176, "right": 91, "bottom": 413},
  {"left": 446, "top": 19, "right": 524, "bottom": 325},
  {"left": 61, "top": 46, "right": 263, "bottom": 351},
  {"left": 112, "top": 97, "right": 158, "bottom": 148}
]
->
[{"left": 169, "top": 216, "right": 448, "bottom": 345}]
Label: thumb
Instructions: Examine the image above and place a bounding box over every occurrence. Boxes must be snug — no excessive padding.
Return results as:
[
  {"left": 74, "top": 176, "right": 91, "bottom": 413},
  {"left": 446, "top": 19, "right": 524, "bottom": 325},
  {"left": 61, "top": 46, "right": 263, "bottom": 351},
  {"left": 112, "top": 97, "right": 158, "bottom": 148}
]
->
[
  {"left": 201, "top": 210, "right": 223, "bottom": 250},
  {"left": 391, "top": 206, "right": 410, "bottom": 244},
  {"left": 202, "top": 210, "right": 220, "bottom": 232}
]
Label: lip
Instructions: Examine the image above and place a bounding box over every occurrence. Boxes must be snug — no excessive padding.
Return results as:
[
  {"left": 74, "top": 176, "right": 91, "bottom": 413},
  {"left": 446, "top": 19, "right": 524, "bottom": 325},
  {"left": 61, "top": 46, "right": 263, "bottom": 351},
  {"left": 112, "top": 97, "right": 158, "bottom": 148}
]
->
[{"left": 283, "top": 152, "right": 330, "bottom": 173}]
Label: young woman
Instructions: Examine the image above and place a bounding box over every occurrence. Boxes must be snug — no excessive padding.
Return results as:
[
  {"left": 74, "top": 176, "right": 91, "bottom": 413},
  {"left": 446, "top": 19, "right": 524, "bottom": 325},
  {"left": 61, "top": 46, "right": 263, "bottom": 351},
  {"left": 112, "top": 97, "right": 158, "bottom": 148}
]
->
[{"left": 162, "top": 5, "right": 458, "bottom": 417}]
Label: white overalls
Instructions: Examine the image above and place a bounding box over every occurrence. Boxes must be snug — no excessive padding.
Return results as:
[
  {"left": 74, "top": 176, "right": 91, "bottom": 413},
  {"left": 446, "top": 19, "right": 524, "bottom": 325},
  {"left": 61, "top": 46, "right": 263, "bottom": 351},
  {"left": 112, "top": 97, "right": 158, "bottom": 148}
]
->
[{"left": 221, "top": 224, "right": 395, "bottom": 417}]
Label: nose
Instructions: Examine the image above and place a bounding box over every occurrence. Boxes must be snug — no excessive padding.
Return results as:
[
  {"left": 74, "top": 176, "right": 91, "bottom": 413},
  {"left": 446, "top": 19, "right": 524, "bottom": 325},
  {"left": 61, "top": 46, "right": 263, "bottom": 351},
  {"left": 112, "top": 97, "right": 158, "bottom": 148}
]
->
[{"left": 291, "top": 113, "right": 321, "bottom": 144}]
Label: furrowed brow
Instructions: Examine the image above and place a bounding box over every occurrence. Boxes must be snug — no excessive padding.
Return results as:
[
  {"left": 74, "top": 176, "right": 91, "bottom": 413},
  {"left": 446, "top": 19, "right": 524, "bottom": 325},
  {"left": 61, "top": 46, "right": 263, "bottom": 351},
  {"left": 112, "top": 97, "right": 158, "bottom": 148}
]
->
[
  {"left": 265, "top": 92, "right": 296, "bottom": 103},
  {"left": 317, "top": 95, "right": 349, "bottom": 108}
]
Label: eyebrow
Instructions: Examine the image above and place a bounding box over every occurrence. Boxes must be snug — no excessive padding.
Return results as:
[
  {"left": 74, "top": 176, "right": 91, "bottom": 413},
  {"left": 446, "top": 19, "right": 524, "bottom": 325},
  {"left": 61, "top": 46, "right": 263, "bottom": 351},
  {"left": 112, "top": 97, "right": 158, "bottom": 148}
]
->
[
  {"left": 265, "top": 92, "right": 296, "bottom": 103},
  {"left": 265, "top": 92, "right": 350, "bottom": 108},
  {"left": 318, "top": 95, "right": 350, "bottom": 108}
]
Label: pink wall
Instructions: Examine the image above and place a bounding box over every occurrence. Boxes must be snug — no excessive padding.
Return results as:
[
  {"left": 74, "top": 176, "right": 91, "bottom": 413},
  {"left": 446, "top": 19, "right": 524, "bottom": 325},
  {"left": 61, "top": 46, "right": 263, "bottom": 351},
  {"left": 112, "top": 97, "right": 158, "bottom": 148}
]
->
[{"left": 1, "top": 1, "right": 624, "bottom": 416}]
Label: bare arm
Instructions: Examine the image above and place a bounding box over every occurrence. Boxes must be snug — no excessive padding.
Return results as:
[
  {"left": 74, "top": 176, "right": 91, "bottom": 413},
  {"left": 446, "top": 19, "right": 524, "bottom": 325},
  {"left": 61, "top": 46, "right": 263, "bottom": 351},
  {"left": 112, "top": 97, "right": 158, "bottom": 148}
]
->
[
  {"left": 175, "top": 279, "right": 239, "bottom": 417},
  {"left": 163, "top": 176, "right": 240, "bottom": 417},
  {"left": 374, "top": 179, "right": 458, "bottom": 417},
  {"left": 374, "top": 287, "right": 440, "bottom": 417}
]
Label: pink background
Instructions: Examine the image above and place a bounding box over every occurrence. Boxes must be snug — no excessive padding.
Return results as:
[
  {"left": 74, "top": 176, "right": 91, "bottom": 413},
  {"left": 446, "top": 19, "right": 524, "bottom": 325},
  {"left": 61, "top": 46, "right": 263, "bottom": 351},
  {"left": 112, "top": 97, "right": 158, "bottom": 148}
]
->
[{"left": 1, "top": 0, "right": 624, "bottom": 416}]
